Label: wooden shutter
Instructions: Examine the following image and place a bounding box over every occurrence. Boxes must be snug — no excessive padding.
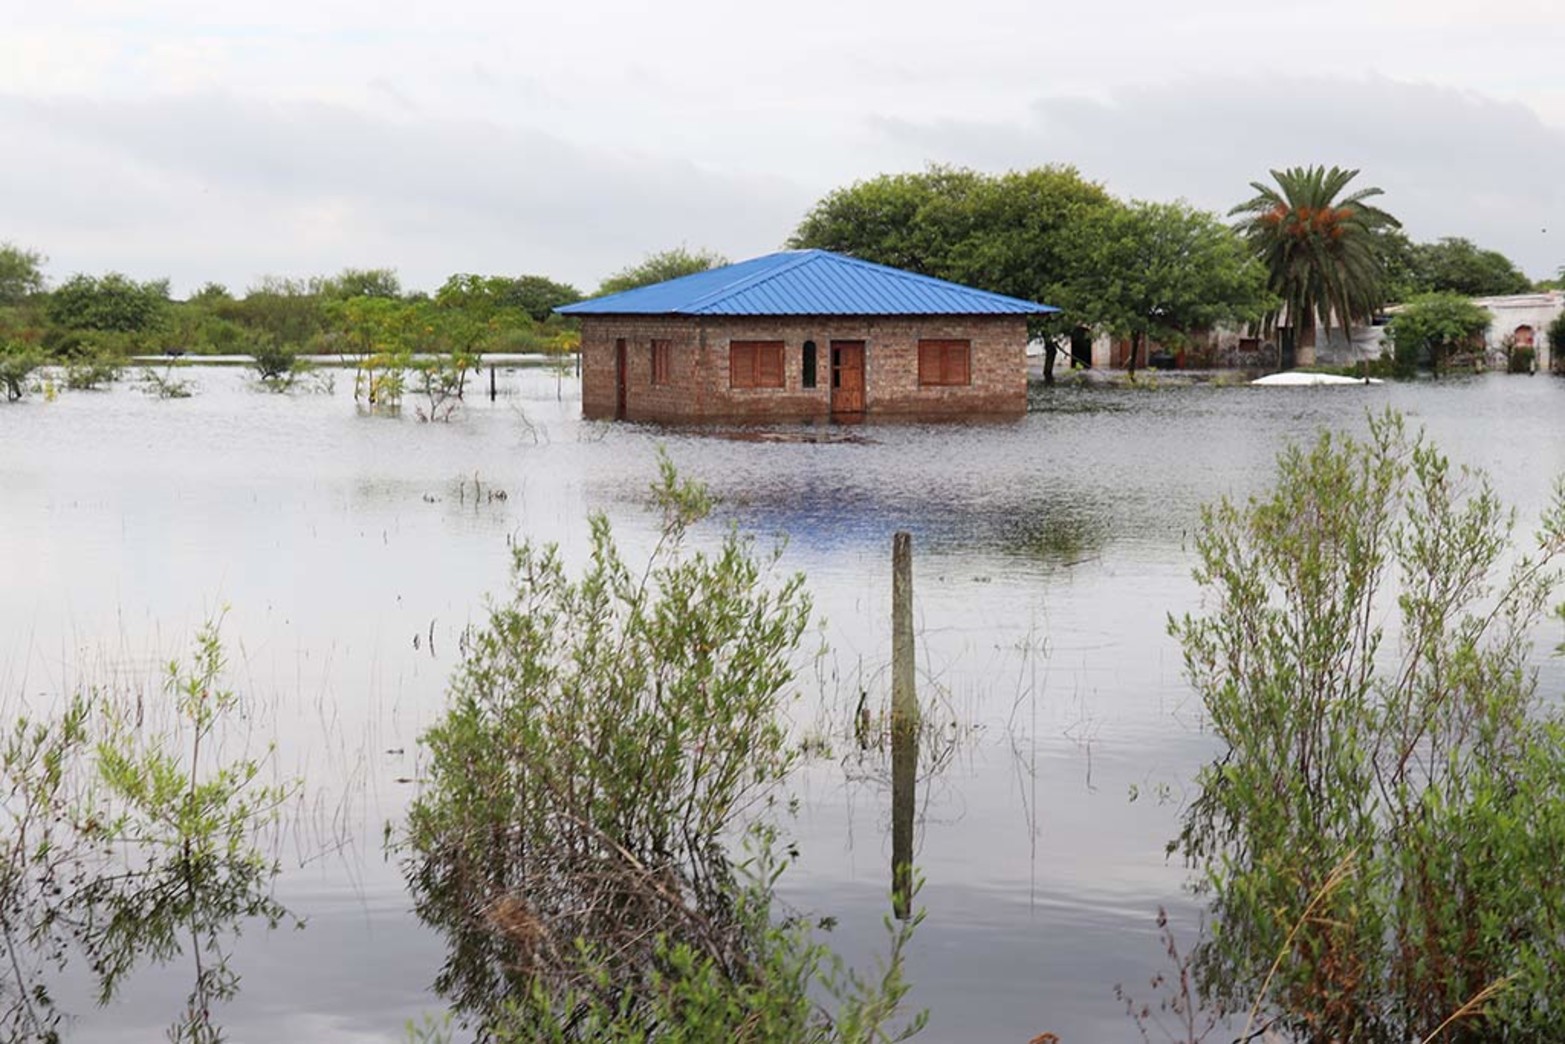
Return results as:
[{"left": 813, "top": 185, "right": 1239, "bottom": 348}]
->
[
  {"left": 730, "top": 342, "right": 756, "bottom": 388},
  {"left": 918, "top": 342, "right": 939, "bottom": 386},
  {"left": 945, "top": 342, "right": 969, "bottom": 384},
  {"left": 757, "top": 342, "right": 784, "bottom": 387},
  {"left": 918, "top": 339, "right": 971, "bottom": 386},
  {"left": 730, "top": 341, "right": 785, "bottom": 389}
]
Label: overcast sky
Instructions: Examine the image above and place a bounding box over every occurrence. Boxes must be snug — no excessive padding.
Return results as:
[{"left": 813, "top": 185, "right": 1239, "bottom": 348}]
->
[{"left": 3, "top": 0, "right": 1562, "bottom": 295}]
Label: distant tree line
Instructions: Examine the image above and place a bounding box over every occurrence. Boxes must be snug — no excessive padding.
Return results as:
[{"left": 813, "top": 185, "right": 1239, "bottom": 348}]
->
[{"left": 791, "top": 164, "right": 1556, "bottom": 376}]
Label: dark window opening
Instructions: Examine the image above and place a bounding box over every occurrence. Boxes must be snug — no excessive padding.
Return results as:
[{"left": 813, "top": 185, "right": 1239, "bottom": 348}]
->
[
  {"left": 831, "top": 346, "right": 841, "bottom": 388},
  {"left": 802, "top": 341, "right": 817, "bottom": 388}
]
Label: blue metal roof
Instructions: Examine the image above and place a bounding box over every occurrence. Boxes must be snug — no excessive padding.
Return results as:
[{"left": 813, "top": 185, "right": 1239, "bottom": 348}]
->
[{"left": 556, "top": 250, "right": 1058, "bottom": 317}]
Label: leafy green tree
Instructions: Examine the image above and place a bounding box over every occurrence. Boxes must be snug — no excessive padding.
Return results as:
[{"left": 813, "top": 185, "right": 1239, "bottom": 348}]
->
[
  {"left": 790, "top": 165, "right": 994, "bottom": 275},
  {"left": 230, "top": 278, "right": 329, "bottom": 350},
  {"left": 1409, "top": 237, "right": 1531, "bottom": 297},
  {"left": 1384, "top": 291, "right": 1491, "bottom": 375},
  {"left": 1072, "top": 201, "right": 1269, "bottom": 377},
  {"left": 317, "top": 267, "right": 402, "bottom": 300},
  {"left": 503, "top": 274, "right": 583, "bottom": 321},
  {"left": 791, "top": 164, "right": 1113, "bottom": 314},
  {"left": 47, "top": 272, "right": 170, "bottom": 333},
  {"left": 1171, "top": 412, "right": 1565, "bottom": 1042},
  {"left": 596, "top": 247, "right": 728, "bottom": 296},
  {"left": 0, "top": 243, "right": 46, "bottom": 303},
  {"left": 790, "top": 164, "right": 1119, "bottom": 380},
  {"left": 188, "top": 281, "right": 233, "bottom": 303},
  {"left": 1367, "top": 227, "right": 1420, "bottom": 304},
  {"left": 1549, "top": 311, "right": 1565, "bottom": 373},
  {"left": 1230, "top": 166, "right": 1400, "bottom": 364}
]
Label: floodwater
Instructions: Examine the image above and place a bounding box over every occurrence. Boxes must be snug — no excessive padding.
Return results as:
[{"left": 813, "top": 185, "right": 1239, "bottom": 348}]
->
[{"left": 2, "top": 367, "right": 1563, "bottom": 1041}]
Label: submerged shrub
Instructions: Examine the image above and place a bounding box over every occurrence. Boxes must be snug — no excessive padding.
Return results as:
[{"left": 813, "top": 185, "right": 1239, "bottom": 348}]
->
[
  {"left": 1170, "top": 410, "right": 1565, "bottom": 1041},
  {"left": 63, "top": 354, "right": 125, "bottom": 390},
  {"left": 404, "top": 456, "right": 923, "bottom": 1041},
  {"left": 0, "top": 620, "right": 296, "bottom": 1040},
  {"left": 249, "top": 335, "right": 308, "bottom": 390},
  {"left": 0, "top": 338, "right": 41, "bottom": 401}
]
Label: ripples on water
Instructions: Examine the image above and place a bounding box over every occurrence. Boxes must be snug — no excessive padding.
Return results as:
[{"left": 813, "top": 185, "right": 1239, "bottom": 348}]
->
[{"left": 1, "top": 369, "right": 1562, "bottom": 1041}]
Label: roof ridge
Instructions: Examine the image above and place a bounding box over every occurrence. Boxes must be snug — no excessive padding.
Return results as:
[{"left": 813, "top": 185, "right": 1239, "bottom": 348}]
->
[{"left": 680, "top": 250, "right": 819, "bottom": 312}]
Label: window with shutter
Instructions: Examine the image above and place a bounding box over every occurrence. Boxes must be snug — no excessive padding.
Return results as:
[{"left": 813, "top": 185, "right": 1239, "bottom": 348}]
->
[
  {"left": 917, "top": 339, "right": 972, "bottom": 386},
  {"left": 729, "top": 341, "right": 785, "bottom": 389},
  {"left": 651, "top": 339, "right": 672, "bottom": 385}
]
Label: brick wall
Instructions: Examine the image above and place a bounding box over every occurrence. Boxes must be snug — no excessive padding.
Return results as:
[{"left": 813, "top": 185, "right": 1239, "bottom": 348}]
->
[{"left": 580, "top": 315, "right": 1027, "bottom": 422}]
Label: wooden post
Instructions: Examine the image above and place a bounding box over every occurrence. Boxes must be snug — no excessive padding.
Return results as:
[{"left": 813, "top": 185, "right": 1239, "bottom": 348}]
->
[
  {"left": 891, "top": 531, "right": 917, "bottom": 920},
  {"left": 892, "top": 532, "right": 916, "bottom": 730},
  {"left": 489, "top": 365, "right": 497, "bottom": 402}
]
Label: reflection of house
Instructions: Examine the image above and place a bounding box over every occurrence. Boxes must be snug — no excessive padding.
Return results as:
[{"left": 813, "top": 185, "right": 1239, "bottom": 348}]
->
[{"left": 559, "top": 251, "right": 1056, "bottom": 423}]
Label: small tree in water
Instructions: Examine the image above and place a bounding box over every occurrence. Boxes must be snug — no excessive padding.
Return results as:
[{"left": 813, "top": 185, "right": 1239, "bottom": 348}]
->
[
  {"left": 1170, "top": 410, "right": 1565, "bottom": 1042},
  {"left": 405, "top": 454, "right": 923, "bottom": 1041}
]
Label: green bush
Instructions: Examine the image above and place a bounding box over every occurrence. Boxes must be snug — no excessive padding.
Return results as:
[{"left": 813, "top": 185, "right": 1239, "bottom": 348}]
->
[
  {"left": 403, "top": 458, "right": 923, "bottom": 1041},
  {"left": 1384, "top": 292, "right": 1491, "bottom": 375},
  {"left": 0, "top": 338, "right": 42, "bottom": 401},
  {"left": 249, "top": 336, "right": 307, "bottom": 390},
  {"left": 1170, "top": 411, "right": 1565, "bottom": 1041},
  {"left": 63, "top": 354, "right": 125, "bottom": 390}
]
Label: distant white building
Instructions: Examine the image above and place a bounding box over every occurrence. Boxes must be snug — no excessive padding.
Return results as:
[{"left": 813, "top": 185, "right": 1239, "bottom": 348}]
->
[
  {"left": 1072, "top": 291, "right": 1561, "bottom": 372},
  {"left": 1314, "top": 291, "right": 1561, "bottom": 371},
  {"left": 1472, "top": 291, "right": 1561, "bottom": 371}
]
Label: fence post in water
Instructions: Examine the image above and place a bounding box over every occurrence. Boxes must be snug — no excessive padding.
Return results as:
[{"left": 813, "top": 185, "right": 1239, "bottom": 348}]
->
[
  {"left": 891, "top": 531, "right": 917, "bottom": 920},
  {"left": 489, "top": 365, "right": 497, "bottom": 402}
]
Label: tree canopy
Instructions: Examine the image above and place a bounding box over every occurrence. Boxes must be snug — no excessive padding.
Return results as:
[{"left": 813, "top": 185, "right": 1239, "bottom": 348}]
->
[
  {"left": 1073, "top": 201, "right": 1270, "bottom": 374},
  {"left": 1406, "top": 236, "right": 1532, "bottom": 298},
  {"left": 596, "top": 247, "right": 728, "bottom": 297},
  {"left": 1374, "top": 231, "right": 1533, "bottom": 300},
  {"left": 47, "top": 273, "right": 170, "bottom": 333},
  {"left": 790, "top": 164, "right": 1117, "bottom": 332},
  {"left": 0, "top": 243, "right": 46, "bottom": 304}
]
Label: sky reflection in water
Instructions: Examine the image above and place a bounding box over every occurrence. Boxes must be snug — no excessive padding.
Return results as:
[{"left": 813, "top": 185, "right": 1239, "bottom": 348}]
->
[{"left": 1, "top": 369, "right": 1563, "bottom": 1041}]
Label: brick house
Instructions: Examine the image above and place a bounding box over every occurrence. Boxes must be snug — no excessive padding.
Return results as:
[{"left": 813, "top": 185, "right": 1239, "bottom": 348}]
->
[{"left": 557, "top": 250, "right": 1056, "bottom": 423}]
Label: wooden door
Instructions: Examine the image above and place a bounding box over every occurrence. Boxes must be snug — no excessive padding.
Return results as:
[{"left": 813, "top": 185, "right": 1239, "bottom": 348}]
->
[
  {"left": 614, "top": 338, "right": 627, "bottom": 420},
  {"left": 830, "top": 341, "right": 865, "bottom": 418}
]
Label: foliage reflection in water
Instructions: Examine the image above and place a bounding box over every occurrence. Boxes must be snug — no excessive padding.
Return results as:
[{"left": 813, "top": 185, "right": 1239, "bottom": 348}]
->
[{"left": 0, "top": 620, "right": 298, "bottom": 1042}]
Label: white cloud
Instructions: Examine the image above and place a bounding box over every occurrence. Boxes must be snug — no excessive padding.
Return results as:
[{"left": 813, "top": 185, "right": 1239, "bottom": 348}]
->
[{"left": 0, "top": 93, "right": 812, "bottom": 294}]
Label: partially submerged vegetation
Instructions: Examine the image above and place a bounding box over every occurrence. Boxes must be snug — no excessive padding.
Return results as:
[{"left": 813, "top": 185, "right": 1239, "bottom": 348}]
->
[
  {"left": 0, "top": 620, "right": 297, "bottom": 1042},
  {"left": 402, "top": 456, "right": 924, "bottom": 1041},
  {"left": 1167, "top": 411, "right": 1565, "bottom": 1041}
]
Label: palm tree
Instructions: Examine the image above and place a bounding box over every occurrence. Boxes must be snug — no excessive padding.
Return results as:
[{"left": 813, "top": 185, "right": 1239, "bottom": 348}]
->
[{"left": 1230, "top": 166, "right": 1400, "bottom": 365}]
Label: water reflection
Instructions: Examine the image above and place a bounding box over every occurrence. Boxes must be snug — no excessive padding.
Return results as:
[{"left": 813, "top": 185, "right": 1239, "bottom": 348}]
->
[{"left": 0, "top": 631, "right": 297, "bottom": 1042}]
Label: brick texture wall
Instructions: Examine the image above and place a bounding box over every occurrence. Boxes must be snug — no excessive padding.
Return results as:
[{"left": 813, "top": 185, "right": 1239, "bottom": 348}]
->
[{"left": 580, "top": 315, "right": 1027, "bottom": 422}]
